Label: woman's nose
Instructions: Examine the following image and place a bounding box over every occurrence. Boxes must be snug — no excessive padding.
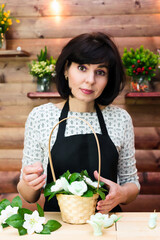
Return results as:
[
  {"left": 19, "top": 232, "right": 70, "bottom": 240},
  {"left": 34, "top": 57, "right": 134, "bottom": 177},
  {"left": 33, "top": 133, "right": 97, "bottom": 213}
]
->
[{"left": 85, "top": 72, "right": 95, "bottom": 84}]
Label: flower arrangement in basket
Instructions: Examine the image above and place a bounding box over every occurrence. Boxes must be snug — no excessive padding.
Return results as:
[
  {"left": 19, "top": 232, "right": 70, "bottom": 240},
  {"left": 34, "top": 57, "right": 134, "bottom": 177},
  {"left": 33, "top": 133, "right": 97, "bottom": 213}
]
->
[
  {"left": 122, "top": 45, "right": 159, "bottom": 92},
  {"left": 28, "top": 46, "right": 57, "bottom": 92},
  {"left": 44, "top": 116, "right": 108, "bottom": 224},
  {"left": 0, "top": 3, "right": 20, "bottom": 49}
]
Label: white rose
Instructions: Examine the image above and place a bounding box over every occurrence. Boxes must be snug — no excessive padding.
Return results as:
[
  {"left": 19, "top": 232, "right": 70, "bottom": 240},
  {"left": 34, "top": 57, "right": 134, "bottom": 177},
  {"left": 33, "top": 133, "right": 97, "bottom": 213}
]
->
[
  {"left": 51, "top": 179, "right": 63, "bottom": 192},
  {"left": 60, "top": 177, "right": 69, "bottom": 191},
  {"left": 83, "top": 176, "right": 100, "bottom": 188},
  {"left": 68, "top": 181, "right": 87, "bottom": 196}
]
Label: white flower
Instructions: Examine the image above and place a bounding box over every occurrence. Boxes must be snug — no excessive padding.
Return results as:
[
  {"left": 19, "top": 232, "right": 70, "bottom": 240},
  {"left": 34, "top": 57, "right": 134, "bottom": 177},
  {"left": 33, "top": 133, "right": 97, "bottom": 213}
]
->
[
  {"left": 83, "top": 176, "right": 100, "bottom": 188},
  {"left": 51, "top": 179, "right": 64, "bottom": 192},
  {"left": 68, "top": 181, "right": 87, "bottom": 196},
  {"left": 0, "top": 205, "right": 19, "bottom": 224},
  {"left": 60, "top": 177, "right": 69, "bottom": 191},
  {"left": 90, "top": 213, "right": 105, "bottom": 224},
  {"left": 23, "top": 210, "right": 45, "bottom": 235}
]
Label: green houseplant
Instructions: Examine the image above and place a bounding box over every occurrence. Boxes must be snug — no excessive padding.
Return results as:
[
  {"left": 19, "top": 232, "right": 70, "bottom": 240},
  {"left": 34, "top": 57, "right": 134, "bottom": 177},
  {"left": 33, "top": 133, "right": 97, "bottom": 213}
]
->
[
  {"left": 29, "top": 46, "right": 57, "bottom": 92},
  {"left": 122, "top": 45, "right": 159, "bottom": 92}
]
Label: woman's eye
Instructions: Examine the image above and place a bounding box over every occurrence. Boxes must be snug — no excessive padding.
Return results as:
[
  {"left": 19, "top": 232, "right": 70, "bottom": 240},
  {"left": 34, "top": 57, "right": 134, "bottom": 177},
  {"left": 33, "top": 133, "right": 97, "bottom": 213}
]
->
[
  {"left": 78, "top": 65, "right": 87, "bottom": 72},
  {"left": 96, "top": 70, "right": 106, "bottom": 76}
]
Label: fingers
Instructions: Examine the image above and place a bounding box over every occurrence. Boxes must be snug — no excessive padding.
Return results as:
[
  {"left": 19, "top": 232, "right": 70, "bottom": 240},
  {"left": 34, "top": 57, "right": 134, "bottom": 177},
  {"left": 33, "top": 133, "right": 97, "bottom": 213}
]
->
[
  {"left": 22, "top": 162, "right": 46, "bottom": 190},
  {"left": 94, "top": 170, "right": 112, "bottom": 187}
]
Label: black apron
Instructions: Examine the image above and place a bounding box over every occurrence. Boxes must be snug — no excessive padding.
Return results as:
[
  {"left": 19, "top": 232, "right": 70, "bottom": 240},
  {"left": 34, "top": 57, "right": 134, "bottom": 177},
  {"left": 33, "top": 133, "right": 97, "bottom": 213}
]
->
[{"left": 44, "top": 100, "right": 121, "bottom": 212}]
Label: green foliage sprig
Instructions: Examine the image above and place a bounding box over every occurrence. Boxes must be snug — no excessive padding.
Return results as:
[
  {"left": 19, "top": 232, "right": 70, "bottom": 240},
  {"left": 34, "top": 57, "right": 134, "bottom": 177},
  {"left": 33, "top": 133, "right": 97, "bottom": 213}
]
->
[
  {"left": 0, "top": 196, "right": 61, "bottom": 235},
  {"left": 44, "top": 170, "right": 108, "bottom": 201},
  {"left": 122, "top": 45, "right": 159, "bottom": 81}
]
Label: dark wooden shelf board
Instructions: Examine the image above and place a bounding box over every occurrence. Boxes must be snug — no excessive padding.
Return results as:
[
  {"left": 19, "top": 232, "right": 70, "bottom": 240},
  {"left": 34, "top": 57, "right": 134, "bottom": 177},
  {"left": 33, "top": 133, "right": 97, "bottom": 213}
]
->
[
  {"left": 125, "top": 92, "right": 160, "bottom": 98},
  {"left": 0, "top": 50, "right": 30, "bottom": 57},
  {"left": 27, "top": 92, "right": 61, "bottom": 98}
]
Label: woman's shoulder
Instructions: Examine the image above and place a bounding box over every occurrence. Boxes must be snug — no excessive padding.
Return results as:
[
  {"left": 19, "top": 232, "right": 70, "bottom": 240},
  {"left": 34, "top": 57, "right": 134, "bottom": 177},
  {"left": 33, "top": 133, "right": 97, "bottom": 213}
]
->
[
  {"left": 102, "top": 104, "right": 132, "bottom": 121},
  {"left": 28, "top": 102, "right": 61, "bottom": 119}
]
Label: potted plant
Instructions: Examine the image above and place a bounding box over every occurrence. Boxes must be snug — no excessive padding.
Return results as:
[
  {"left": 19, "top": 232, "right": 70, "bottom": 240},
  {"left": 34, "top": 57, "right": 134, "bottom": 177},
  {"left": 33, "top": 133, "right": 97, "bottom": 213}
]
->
[
  {"left": 122, "top": 45, "right": 159, "bottom": 92},
  {"left": 44, "top": 169, "right": 107, "bottom": 224},
  {"left": 0, "top": 3, "right": 20, "bottom": 49},
  {"left": 29, "top": 46, "right": 57, "bottom": 92}
]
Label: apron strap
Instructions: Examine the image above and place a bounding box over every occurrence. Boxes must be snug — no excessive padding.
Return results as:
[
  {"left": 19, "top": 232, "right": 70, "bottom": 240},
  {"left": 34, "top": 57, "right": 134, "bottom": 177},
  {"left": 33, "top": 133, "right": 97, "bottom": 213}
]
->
[{"left": 58, "top": 100, "right": 108, "bottom": 139}]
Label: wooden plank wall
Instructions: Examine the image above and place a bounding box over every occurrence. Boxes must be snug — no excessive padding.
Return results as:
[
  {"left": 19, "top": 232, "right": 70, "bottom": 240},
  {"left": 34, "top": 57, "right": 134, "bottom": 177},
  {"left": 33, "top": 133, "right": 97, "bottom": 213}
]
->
[{"left": 0, "top": 0, "right": 160, "bottom": 211}]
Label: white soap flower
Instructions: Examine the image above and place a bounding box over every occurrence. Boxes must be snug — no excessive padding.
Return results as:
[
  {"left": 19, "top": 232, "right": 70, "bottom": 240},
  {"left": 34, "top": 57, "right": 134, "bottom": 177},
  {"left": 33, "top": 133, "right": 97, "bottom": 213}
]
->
[
  {"left": 83, "top": 176, "right": 100, "bottom": 188},
  {"left": 90, "top": 213, "right": 105, "bottom": 224},
  {"left": 23, "top": 210, "right": 45, "bottom": 235},
  {"left": 60, "top": 177, "right": 69, "bottom": 191},
  {"left": 0, "top": 205, "right": 19, "bottom": 224},
  {"left": 68, "top": 181, "right": 87, "bottom": 196},
  {"left": 51, "top": 179, "right": 64, "bottom": 192}
]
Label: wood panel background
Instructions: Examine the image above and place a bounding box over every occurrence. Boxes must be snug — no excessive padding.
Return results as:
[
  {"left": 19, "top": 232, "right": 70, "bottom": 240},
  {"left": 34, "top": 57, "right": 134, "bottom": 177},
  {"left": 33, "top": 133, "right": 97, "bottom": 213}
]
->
[{"left": 0, "top": 0, "right": 160, "bottom": 212}]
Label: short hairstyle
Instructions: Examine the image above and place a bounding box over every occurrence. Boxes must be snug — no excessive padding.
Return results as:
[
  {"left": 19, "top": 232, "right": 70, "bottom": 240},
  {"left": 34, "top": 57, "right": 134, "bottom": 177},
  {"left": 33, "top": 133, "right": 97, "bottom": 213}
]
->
[{"left": 55, "top": 32, "right": 126, "bottom": 105}]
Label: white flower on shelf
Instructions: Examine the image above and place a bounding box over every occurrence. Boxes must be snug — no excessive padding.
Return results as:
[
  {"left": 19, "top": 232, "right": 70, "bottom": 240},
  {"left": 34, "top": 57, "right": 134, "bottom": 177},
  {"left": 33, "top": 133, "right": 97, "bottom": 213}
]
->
[
  {"left": 0, "top": 205, "right": 19, "bottom": 224},
  {"left": 23, "top": 210, "right": 45, "bottom": 235},
  {"left": 83, "top": 175, "right": 100, "bottom": 188},
  {"left": 68, "top": 181, "right": 87, "bottom": 196}
]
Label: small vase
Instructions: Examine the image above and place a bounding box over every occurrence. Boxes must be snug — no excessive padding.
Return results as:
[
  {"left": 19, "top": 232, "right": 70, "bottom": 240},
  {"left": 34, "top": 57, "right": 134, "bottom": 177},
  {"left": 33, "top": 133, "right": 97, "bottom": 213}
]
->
[
  {"left": 131, "top": 76, "right": 150, "bottom": 92},
  {"left": 37, "top": 76, "right": 51, "bottom": 92},
  {"left": 0, "top": 33, "right": 6, "bottom": 50}
]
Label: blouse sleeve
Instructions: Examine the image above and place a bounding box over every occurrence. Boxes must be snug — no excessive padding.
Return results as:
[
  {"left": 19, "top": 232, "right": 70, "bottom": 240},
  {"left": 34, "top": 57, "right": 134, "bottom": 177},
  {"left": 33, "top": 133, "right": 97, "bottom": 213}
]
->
[
  {"left": 20, "top": 108, "right": 44, "bottom": 178},
  {"left": 117, "top": 113, "right": 140, "bottom": 190}
]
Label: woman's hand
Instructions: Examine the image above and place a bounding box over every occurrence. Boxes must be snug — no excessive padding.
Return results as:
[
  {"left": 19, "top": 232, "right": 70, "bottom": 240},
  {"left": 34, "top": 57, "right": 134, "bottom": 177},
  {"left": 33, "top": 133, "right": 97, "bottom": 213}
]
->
[
  {"left": 94, "top": 170, "right": 126, "bottom": 214},
  {"left": 22, "top": 161, "right": 46, "bottom": 191}
]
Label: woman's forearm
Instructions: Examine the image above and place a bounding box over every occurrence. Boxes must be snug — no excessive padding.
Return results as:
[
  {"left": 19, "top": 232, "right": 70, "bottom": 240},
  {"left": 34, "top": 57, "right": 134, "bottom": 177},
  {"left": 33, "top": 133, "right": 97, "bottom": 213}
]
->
[
  {"left": 17, "top": 179, "right": 41, "bottom": 203},
  {"left": 120, "top": 182, "right": 139, "bottom": 205}
]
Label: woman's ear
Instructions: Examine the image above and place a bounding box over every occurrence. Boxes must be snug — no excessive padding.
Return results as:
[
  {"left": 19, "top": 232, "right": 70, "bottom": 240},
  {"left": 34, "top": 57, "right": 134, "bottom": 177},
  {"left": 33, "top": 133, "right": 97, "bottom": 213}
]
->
[{"left": 64, "top": 61, "right": 69, "bottom": 80}]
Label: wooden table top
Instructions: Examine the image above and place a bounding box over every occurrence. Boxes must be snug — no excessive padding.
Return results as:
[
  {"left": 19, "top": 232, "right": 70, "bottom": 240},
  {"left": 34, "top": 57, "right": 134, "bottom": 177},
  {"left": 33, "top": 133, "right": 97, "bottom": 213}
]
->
[{"left": 1, "top": 212, "right": 159, "bottom": 240}]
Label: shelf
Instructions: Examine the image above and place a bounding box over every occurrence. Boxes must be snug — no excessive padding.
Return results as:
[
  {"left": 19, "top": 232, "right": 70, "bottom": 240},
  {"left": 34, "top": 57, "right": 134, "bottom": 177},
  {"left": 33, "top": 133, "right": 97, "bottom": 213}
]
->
[
  {"left": 0, "top": 50, "right": 30, "bottom": 57},
  {"left": 125, "top": 92, "right": 160, "bottom": 98},
  {"left": 27, "top": 92, "right": 61, "bottom": 98}
]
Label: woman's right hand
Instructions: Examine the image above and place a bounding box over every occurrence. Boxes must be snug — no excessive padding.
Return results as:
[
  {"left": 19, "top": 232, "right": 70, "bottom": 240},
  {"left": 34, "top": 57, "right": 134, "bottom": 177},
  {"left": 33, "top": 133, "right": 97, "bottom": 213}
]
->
[{"left": 22, "top": 161, "right": 46, "bottom": 191}]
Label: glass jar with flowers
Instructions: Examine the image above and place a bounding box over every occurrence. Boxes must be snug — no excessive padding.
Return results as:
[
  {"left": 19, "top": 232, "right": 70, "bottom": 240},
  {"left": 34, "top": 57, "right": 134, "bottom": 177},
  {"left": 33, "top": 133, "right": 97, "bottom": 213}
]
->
[
  {"left": 29, "top": 46, "right": 56, "bottom": 92},
  {"left": 0, "top": 3, "right": 20, "bottom": 49},
  {"left": 122, "top": 45, "right": 159, "bottom": 92}
]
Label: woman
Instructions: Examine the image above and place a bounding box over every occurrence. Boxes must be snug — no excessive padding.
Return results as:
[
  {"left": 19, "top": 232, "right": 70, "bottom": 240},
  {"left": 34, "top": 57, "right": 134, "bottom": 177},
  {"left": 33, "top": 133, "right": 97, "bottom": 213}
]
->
[{"left": 17, "top": 32, "right": 140, "bottom": 213}]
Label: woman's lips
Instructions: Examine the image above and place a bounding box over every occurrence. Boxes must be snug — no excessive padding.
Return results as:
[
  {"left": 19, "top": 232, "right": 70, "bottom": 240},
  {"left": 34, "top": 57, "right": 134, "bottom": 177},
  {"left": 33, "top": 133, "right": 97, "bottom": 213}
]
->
[{"left": 80, "top": 88, "right": 94, "bottom": 95}]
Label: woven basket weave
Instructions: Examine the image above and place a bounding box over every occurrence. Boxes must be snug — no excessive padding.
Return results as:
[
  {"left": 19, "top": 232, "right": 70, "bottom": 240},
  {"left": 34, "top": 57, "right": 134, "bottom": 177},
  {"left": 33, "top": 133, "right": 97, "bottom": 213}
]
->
[{"left": 48, "top": 116, "right": 101, "bottom": 224}]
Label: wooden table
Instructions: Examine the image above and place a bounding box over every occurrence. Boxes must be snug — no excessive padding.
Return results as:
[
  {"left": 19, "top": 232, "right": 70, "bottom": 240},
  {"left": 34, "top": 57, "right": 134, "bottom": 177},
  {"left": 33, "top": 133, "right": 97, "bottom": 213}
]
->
[{"left": 1, "top": 212, "right": 160, "bottom": 240}]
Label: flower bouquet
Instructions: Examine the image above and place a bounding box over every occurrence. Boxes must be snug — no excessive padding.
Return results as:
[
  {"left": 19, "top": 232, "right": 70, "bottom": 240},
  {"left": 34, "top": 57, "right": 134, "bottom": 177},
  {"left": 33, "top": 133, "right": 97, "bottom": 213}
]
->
[
  {"left": 0, "top": 196, "right": 61, "bottom": 235},
  {"left": 122, "top": 45, "right": 159, "bottom": 92},
  {"left": 28, "top": 46, "right": 57, "bottom": 92},
  {"left": 0, "top": 3, "right": 20, "bottom": 49},
  {"left": 44, "top": 170, "right": 107, "bottom": 224}
]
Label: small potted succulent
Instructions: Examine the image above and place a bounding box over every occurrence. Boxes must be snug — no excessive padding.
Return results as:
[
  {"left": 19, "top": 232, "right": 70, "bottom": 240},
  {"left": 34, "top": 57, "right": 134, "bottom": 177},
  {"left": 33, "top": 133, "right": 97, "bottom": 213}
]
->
[
  {"left": 29, "top": 46, "right": 56, "bottom": 92},
  {"left": 122, "top": 45, "right": 159, "bottom": 92},
  {"left": 44, "top": 170, "right": 107, "bottom": 224}
]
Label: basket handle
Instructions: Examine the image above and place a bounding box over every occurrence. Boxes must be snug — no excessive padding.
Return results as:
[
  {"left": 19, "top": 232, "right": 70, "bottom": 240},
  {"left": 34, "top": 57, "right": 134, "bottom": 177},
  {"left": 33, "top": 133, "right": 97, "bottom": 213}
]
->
[{"left": 48, "top": 116, "right": 101, "bottom": 190}]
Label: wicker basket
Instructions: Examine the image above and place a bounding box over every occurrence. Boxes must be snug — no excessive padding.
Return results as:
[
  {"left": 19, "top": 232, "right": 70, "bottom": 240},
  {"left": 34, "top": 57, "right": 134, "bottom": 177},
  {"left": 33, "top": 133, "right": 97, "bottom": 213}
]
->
[{"left": 48, "top": 116, "right": 101, "bottom": 224}]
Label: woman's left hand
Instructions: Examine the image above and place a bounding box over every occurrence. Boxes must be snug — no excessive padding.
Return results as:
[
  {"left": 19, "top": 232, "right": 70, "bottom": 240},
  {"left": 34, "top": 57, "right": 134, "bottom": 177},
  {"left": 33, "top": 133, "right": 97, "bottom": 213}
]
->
[{"left": 94, "top": 170, "right": 126, "bottom": 214}]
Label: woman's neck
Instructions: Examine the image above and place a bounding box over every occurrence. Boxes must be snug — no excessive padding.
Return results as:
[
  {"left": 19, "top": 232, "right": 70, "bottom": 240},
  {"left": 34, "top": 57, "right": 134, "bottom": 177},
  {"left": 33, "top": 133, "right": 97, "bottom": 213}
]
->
[{"left": 68, "top": 97, "right": 95, "bottom": 112}]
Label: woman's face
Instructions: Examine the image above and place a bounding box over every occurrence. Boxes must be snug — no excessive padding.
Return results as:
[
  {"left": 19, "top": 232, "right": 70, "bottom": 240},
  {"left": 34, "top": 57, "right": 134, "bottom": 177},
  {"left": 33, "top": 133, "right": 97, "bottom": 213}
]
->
[{"left": 65, "top": 62, "right": 108, "bottom": 104}]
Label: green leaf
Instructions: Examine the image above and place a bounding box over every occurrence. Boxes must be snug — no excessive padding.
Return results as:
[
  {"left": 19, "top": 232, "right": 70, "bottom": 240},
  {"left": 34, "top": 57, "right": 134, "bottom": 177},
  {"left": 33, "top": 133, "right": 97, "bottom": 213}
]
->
[
  {"left": 39, "top": 225, "right": 51, "bottom": 234},
  {"left": 44, "top": 182, "right": 54, "bottom": 197},
  {"left": 69, "top": 173, "right": 81, "bottom": 183},
  {"left": 97, "top": 189, "right": 106, "bottom": 200},
  {"left": 5, "top": 214, "right": 24, "bottom": 228},
  {"left": 60, "top": 170, "right": 71, "bottom": 180},
  {"left": 45, "top": 220, "right": 61, "bottom": 232},
  {"left": 48, "top": 191, "right": 57, "bottom": 201},
  {"left": 0, "top": 199, "right": 10, "bottom": 213},
  {"left": 83, "top": 190, "right": 93, "bottom": 197},
  {"left": 18, "top": 208, "right": 32, "bottom": 218},
  {"left": 18, "top": 226, "right": 27, "bottom": 236},
  {"left": 80, "top": 170, "right": 89, "bottom": 177},
  {"left": 2, "top": 223, "right": 9, "bottom": 228},
  {"left": 11, "top": 196, "right": 22, "bottom": 208},
  {"left": 37, "top": 203, "right": 44, "bottom": 217}
]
